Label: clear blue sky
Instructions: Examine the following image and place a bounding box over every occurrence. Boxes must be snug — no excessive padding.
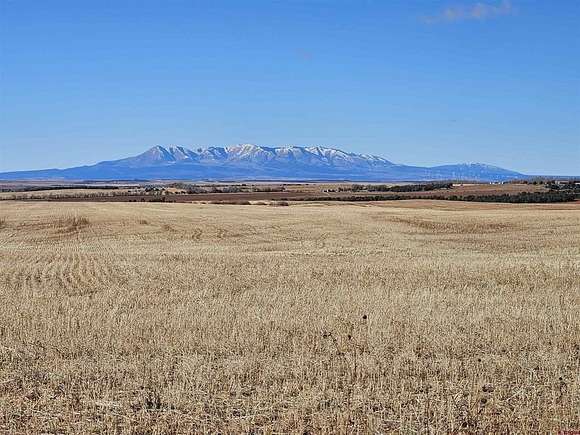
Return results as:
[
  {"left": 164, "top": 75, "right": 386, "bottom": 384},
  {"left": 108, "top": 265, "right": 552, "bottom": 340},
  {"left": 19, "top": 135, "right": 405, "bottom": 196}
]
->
[{"left": 1, "top": 0, "right": 578, "bottom": 175}]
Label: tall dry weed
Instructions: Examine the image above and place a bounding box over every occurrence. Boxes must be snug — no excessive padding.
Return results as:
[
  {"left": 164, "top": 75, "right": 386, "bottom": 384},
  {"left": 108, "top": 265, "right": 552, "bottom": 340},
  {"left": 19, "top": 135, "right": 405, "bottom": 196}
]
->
[{"left": 55, "top": 214, "right": 90, "bottom": 231}]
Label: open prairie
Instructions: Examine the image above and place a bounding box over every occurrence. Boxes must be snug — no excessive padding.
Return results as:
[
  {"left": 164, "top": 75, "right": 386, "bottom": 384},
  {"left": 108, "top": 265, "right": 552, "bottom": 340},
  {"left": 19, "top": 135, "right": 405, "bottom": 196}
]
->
[{"left": 0, "top": 200, "right": 578, "bottom": 433}]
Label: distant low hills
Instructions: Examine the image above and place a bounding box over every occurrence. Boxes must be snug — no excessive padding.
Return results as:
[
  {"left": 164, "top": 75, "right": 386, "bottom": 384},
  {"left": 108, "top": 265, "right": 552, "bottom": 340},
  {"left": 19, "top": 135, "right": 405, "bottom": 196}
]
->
[{"left": 0, "top": 144, "right": 525, "bottom": 182}]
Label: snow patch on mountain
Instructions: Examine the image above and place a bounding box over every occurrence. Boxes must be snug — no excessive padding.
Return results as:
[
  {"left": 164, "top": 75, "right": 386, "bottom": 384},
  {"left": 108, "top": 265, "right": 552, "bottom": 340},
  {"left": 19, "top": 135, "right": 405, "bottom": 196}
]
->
[{"left": 0, "top": 144, "right": 526, "bottom": 181}]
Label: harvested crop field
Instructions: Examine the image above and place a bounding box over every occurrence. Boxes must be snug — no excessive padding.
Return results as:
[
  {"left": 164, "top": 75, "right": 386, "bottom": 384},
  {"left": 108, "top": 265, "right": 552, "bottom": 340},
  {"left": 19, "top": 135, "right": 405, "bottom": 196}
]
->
[{"left": 0, "top": 200, "right": 578, "bottom": 433}]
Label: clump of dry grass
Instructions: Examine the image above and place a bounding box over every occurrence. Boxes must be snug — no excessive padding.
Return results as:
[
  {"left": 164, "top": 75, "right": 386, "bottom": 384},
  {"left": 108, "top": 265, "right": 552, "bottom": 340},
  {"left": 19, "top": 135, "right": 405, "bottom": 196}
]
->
[
  {"left": 209, "top": 200, "right": 252, "bottom": 205},
  {"left": 388, "top": 215, "right": 519, "bottom": 234},
  {"left": 55, "top": 214, "right": 90, "bottom": 231},
  {"left": 0, "top": 201, "right": 578, "bottom": 433},
  {"left": 0, "top": 217, "right": 6, "bottom": 229},
  {"left": 270, "top": 200, "right": 289, "bottom": 206}
]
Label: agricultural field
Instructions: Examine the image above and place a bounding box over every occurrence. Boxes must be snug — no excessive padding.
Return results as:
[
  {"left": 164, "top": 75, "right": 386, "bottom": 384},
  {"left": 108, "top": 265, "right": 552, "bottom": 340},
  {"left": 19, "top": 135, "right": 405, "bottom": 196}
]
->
[
  {"left": 0, "top": 200, "right": 578, "bottom": 433},
  {"left": 0, "top": 181, "right": 546, "bottom": 202}
]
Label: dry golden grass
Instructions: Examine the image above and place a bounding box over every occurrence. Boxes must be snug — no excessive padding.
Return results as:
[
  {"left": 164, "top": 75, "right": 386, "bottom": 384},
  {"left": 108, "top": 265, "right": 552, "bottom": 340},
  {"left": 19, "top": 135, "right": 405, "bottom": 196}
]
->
[{"left": 0, "top": 200, "right": 578, "bottom": 434}]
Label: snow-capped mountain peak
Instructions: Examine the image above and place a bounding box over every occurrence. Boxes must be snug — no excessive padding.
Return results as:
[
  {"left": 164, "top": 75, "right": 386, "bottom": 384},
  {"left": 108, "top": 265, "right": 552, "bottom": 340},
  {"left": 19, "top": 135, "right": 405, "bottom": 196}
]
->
[{"left": 0, "top": 143, "right": 526, "bottom": 181}]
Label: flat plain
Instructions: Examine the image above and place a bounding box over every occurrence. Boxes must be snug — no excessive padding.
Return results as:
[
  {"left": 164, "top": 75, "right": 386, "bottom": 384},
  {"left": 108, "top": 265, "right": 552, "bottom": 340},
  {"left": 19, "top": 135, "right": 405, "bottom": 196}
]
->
[{"left": 0, "top": 200, "right": 578, "bottom": 433}]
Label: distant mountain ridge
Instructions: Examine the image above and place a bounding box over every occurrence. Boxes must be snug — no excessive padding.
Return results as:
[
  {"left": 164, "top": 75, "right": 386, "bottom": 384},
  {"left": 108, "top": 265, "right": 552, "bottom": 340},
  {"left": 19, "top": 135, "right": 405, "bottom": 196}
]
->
[{"left": 0, "top": 144, "right": 525, "bottom": 181}]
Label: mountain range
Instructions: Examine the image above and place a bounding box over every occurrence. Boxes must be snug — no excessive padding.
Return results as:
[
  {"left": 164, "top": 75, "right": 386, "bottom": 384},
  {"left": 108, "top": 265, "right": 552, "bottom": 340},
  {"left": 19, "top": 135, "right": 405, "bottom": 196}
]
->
[{"left": 0, "top": 144, "right": 525, "bottom": 181}]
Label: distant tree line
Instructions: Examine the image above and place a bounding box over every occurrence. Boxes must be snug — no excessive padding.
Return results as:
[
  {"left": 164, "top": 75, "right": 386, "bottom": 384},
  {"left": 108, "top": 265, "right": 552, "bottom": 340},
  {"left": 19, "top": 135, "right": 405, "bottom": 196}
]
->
[
  {"left": 0, "top": 185, "right": 121, "bottom": 193},
  {"left": 293, "top": 194, "right": 415, "bottom": 202},
  {"left": 546, "top": 181, "right": 580, "bottom": 194},
  {"left": 383, "top": 182, "right": 453, "bottom": 192},
  {"left": 2, "top": 190, "right": 132, "bottom": 201},
  {"left": 444, "top": 192, "right": 576, "bottom": 203},
  {"left": 166, "top": 183, "right": 286, "bottom": 194},
  {"left": 292, "top": 191, "right": 576, "bottom": 204},
  {"left": 339, "top": 183, "right": 453, "bottom": 193}
]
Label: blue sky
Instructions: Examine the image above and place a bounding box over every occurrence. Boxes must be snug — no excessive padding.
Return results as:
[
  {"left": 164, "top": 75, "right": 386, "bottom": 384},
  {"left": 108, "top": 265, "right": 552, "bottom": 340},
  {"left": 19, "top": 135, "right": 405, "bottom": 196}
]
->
[{"left": 0, "top": 0, "right": 578, "bottom": 175}]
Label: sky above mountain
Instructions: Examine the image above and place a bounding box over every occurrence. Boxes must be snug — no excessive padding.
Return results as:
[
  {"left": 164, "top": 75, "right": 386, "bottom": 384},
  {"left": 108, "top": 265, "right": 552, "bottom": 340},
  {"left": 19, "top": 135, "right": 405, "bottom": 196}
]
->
[{"left": 1, "top": 0, "right": 578, "bottom": 175}]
